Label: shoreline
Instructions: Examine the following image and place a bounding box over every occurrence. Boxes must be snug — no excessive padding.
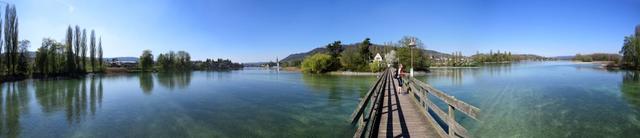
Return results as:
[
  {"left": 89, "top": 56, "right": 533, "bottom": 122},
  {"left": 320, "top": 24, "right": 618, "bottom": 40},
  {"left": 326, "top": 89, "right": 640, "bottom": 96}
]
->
[
  {"left": 327, "top": 71, "right": 430, "bottom": 76},
  {"left": 430, "top": 66, "right": 481, "bottom": 69}
]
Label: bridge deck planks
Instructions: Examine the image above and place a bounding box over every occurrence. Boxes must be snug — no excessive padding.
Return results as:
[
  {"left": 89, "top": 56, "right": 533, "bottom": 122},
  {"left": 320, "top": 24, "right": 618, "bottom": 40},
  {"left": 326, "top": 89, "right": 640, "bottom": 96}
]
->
[{"left": 375, "top": 70, "right": 440, "bottom": 138}]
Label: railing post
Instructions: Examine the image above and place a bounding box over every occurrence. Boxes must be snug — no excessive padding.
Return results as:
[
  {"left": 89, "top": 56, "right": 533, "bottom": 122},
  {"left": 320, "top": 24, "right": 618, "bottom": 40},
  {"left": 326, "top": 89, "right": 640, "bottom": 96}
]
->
[
  {"left": 448, "top": 105, "right": 455, "bottom": 137},
  {"left": 423, "top": 90, "right": 429, "bottom": 110}
]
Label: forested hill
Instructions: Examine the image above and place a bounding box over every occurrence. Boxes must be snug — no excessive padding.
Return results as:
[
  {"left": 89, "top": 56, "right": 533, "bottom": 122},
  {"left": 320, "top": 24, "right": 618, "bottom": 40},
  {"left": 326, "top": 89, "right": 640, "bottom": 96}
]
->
[{"left": 281, "top": 43, "right": 450, "bottom": 64}]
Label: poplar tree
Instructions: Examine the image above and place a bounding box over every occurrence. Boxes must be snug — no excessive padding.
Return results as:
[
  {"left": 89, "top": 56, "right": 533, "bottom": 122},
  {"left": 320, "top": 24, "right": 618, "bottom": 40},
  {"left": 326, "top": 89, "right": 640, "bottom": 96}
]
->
[
  {"left": 81, "top": 29, "right": 87, "bottom": 71},
  {"left": 74, "top": 25, "right": 81, "bottom": 71},
  {"left": 65, "top": 26, "right": 75, "bottom": 73},
  {"left": 98, "top": 37, "right": 103, "bottom": 70},
  {"left": 90, "top": 30, "right": 96, "bottom": 71}
]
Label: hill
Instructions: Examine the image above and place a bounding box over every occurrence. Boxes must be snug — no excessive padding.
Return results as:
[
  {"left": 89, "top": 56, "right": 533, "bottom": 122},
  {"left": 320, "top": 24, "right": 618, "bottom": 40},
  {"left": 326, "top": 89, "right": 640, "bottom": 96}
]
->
[{"left": 281, "top": 43, "right": 450, "bottom": 64}]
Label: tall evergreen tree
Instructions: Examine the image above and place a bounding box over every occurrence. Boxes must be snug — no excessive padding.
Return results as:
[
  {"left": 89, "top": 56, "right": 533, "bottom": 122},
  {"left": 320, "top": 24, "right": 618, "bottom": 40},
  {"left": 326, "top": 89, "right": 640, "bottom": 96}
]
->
[{"left": 90, "top": 30, "right": 96, "bottom": 71}]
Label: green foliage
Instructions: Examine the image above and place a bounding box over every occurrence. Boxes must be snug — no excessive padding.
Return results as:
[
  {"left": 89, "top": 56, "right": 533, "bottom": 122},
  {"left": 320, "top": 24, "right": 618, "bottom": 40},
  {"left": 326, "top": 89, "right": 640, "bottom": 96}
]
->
[
  {"left": 359, "top": 38, "right": 372, "bottom": 62},
  {"left": 90, "top": 30, "right": 96, "bottom": 71},
  {"left": 301, "top": 53, "right": 333, "bottom": 73},
  {"left": 472, "top": 50, "right": 513, "bottom": 63},
  {"left": 574, "top": 54, "right": 593, "bottom": 62},
  {"left": 3, "top": 5, "right": 18, "bottom": 76},
  {"left": 192, "top": 58, "right": 243, "bottom": 70},
  {"left": 574, "top": 53, "right": 620, "bottom": 62},
  {"left": 396, "top": 46, "right": 429, "bottom": 71},
  {"left": 139, "top": 50, "right": 154, "bottom": 72},
  {"left": 340, "top": 47, "right": 367, "bottom": 71},
  {"left": 156, "top": 51, "right": 191, "bottom": 71},
  {"left": 81, "top": 29, "right": 87, "bottom": 71},
  {"left": 325, "top": 41, "right": 343, "bottom": 71},
  {"left": 620, "top": 26, "right": 640, "bottom": 69},
  {"left": 98, "top": 38, "right": 104, "bottom": 71},
  {"left": 0, "top": 4, "right": 108, "bottom": 80},
  {"left": 620, "top": 35, "right": 640, "bottom": 69},
  {"left": 65, "top": 26, "right": 76, "bottom": 73},
  {"left": 369, "top": 61, "right": 384, "bottom": 72}
]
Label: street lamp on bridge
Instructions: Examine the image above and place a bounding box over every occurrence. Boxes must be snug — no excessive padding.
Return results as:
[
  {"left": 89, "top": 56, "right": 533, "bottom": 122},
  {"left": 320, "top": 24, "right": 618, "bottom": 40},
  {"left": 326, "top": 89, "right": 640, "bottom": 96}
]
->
[{"left": 408, "top": 41, "right": 416, "bottom": 77}]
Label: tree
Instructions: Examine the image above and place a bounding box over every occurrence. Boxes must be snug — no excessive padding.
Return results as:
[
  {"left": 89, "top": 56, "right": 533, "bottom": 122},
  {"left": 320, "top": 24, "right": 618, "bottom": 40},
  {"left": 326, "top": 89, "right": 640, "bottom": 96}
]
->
[
  {"left": 17, "top": 40, "right": 29, "bottom": 75},
  {"left": 139, "top": 50, "right": 154, "bottom": 72},
  {"left": 369, "top": 61, "right": 384, "bottom": 72},
  {"left": 176, "top": 51, "right": 191, "bottom": 70},
  {"left": 90, "top": 30, "right": 96, "bottom": 71},
  {"left": 340, "top": 47, "right": 365, "bottom": 71},
  {"left": 98, "top": 37, "right": 103, "bottom": 71},
  {"left": 65, "top": 26, "right": 75, "bottom": 73},
  {"left": 4, "top": 5, "right": 18, "bottom": 75},
  {"left": 325, "top": 41, "right": 342, "bottom": 71},
  {"left": 397, "top": 36, "right": 429, "bottom": 71},
  {"left": 620, "top": 35, "right": 639, "bottom": 68},
  {"left": 301, "top": 53, "right": 332, "bottom": 73},
  {"left": 384, "top": 50, "right": 397, "bottom": 65},
  {"left": 35, "top": 40, "right": 49, "bottom": 74},
  {"left": 359, "top": 38, "right": 372, "bottom": 62},
  {"left": 81, "top": 29, "right": 87, "bottom": 71},
  {"left": 74, "top": 25, "right": 81, "bottom": 71}
]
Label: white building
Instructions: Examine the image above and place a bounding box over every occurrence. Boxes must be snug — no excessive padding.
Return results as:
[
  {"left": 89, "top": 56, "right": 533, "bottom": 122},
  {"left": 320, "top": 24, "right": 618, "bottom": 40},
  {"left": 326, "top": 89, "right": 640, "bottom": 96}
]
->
[{"left": 373, "top": 53, "right": 383, "bottom": 62}]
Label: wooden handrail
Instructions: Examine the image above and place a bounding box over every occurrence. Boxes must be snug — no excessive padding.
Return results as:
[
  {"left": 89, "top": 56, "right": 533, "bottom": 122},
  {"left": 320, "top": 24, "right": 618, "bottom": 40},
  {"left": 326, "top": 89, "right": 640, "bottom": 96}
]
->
[
  {"left": 405, "top": 76, "right": 480, "bottom": 138},
  {"left": 350, "top": 69, "right": 387, "bottom": 123},
  {"left": 352, "top": 69, "right": 390, "bottom": 138},
  {"left": 408, "top": 77, "right": 480, "bottom": 119}
]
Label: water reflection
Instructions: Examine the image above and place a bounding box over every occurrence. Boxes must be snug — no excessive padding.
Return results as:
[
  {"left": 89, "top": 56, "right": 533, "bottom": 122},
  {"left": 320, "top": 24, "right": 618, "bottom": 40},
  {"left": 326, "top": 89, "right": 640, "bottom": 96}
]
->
[
  {"left": 429, "top": 69, "right": 466, "bottom": 85},
  {"left": 0, "top": 82, "right": 29, "bottom": 138},
  {"left": 34, "top": 77, "right": 103, "bottom": 124},
  {"left": 139, "top": 73, "right": 154, "bottom": 94},
  {"left": 622, "top": 71, "right": 640, "bottom": 109},
  {"left": 157, "top": 72, "right": 192, "bottom": 90},
  {"left": 301, "top": 74, "right": 373, "bottom": 106}
]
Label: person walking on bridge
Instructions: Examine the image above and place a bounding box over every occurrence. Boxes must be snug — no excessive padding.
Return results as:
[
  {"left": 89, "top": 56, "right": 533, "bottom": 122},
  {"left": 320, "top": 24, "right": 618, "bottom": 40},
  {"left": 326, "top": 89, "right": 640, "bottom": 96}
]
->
[{"left": 396, "top": 64, "right": 406, "bottom": 94}]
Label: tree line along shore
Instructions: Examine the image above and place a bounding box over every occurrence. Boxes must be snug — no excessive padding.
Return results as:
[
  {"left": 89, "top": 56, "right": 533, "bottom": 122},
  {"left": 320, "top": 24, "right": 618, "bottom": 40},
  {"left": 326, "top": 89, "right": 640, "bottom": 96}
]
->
[
  {"left": 283, "top": 24, "right": 640, "bottom": 74},
  {"left": 0, "top": 3, "right": 243, "bottom": 83},
  {"left": 285, "top": 36, "right": 551, "bottom": 74}
]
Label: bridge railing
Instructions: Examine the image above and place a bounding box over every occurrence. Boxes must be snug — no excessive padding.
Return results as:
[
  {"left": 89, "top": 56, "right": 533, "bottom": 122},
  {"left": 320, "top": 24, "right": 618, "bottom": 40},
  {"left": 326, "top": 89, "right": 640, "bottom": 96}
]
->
[
  {"left": 406, "top": 77, "right": 480, "bottom": 138},
  {"left": 350, "top": 69, "right": 390, "bottom": 138}
]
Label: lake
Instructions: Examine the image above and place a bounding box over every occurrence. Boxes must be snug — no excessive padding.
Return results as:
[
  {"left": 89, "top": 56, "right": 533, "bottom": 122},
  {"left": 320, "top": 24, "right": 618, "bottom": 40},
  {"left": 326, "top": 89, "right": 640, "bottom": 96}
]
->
[{"left": 0, "top": 61, "right": 639, "bottom": 137}]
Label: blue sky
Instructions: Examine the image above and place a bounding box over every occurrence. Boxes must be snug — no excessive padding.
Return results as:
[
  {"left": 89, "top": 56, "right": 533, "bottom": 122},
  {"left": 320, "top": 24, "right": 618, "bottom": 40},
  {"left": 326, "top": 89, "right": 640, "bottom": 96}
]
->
[{"left": 11, "top": 0, "right": 640, "bottom": 62}]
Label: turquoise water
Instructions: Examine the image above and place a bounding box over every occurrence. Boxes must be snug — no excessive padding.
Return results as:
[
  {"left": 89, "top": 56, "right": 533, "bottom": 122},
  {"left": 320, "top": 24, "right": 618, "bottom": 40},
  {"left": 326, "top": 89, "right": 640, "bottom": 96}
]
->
[
  {"left": 417, "top": 62, "right": 640, "bottom": 137},
  {"left": 0, "top": 70, "right": 376, "bottom": 137},
  {"left": 0, "top": 62, "right": 639, "bottom": 137}
]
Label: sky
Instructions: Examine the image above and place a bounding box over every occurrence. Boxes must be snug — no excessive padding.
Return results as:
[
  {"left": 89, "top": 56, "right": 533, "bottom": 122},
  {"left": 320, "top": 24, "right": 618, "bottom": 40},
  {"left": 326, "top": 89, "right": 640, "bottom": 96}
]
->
[{"left": 10, "top": 0, "right": 640, "bottom": 62}]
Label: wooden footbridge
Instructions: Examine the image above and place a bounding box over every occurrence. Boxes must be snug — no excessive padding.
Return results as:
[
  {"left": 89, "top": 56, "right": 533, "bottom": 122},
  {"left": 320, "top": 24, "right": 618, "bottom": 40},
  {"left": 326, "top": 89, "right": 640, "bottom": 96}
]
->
[{"left": 351, "top": 68, "right": 480, "bottom": 138}]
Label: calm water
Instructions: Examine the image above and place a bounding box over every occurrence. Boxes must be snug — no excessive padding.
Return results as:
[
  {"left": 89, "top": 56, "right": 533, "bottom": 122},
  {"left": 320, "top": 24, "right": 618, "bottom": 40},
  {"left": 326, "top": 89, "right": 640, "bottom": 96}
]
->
[{"left": 0, "top": 62, "right": 639, "bottom": 137}]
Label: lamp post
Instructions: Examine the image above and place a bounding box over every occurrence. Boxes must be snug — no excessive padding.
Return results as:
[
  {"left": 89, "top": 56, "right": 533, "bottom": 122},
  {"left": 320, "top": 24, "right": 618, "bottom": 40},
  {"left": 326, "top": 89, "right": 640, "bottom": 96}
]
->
[{"left": 408, "top": 41, "right": 416, "bottom": 77}]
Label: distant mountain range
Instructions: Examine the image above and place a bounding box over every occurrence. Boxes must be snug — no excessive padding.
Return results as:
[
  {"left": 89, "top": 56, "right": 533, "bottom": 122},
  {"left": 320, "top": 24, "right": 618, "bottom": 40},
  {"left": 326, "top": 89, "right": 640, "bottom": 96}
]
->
[{"left": 281, "top": 43, "right": 451, "bottom": 63}]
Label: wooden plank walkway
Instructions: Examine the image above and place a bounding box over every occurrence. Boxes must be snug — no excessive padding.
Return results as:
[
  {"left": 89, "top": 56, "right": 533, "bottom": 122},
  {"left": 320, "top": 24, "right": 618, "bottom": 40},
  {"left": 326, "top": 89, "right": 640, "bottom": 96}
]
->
[
  {"left": 377, "top": 69, "right": 439, "bottom": 138},
  {"left": 351, "top": 68, "right": 480, "bottom": 138}
]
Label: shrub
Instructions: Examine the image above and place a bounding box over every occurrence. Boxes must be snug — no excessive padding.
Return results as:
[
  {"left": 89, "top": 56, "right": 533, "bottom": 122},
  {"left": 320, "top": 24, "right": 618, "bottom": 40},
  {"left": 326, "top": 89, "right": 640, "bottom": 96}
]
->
[
  {"left": 369, "top": 61, "right": 384, "bottom": 72},
  {"left": 301, "top": 53, "right": 333, "bottom": 73}
]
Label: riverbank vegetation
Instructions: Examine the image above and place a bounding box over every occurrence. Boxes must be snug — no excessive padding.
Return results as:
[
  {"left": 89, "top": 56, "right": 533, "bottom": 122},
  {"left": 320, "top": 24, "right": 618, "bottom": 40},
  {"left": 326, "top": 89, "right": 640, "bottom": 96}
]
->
[
  {"left": 299, "top": 36, "right": 431, "bottom": 74},
  {"left": 573, "top": 53, "right": 621, "bottom": 63},
  {"left": 133, "top": 50, "right": 243, "bottom": 72},
  {"left": 619, "top": 25, "right": 640, "bottom": 70},
  {"left": 1, "top": 4, "right": 106, "bottom": 82}
]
